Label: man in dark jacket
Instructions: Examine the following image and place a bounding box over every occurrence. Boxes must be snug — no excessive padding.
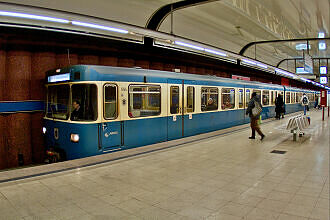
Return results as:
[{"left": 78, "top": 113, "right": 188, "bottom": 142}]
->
[
  {"left": 71, "top": 100, "right": 83, "bottom": 120},
  {"left": 275, "top": 94, "right": 284, "bottom": 119},
  {"left": 246, "top": 92, "right": 265, "bottom": 140}
]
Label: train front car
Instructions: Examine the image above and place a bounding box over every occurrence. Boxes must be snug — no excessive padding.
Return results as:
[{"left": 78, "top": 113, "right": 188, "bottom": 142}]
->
[{"left": 43, "top": 66, "right": 100, "bottom": 162}]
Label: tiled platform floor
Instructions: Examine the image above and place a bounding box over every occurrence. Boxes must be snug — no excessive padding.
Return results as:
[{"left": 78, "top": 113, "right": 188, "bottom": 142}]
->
[{"left": 0, "top": 110, "right": 329, "bottom": 220}]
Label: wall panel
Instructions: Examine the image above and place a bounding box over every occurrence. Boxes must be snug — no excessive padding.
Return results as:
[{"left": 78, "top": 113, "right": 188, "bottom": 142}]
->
[
  {"left": 31, "top": 52, "right": 56, "bottom": 163},
  {"left": 0, "top": 50, "right": 6, "bottom": 169},
  {"left": 79, "top": 55, "right": 99, "bottom": 65},
  {"left": 99, "top": 57, "right": 118, "bottom": 66},
  {"left": 5, "top": 51, "right": 32, "bottom": 167},
  {"left": 56, "top": 53, "right": 78, "bottom": 68}
]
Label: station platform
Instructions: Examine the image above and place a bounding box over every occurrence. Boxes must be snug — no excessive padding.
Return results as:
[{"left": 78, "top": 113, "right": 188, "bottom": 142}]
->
[{"left": 0, "top": 110, "right": 328, "bottom": 220}]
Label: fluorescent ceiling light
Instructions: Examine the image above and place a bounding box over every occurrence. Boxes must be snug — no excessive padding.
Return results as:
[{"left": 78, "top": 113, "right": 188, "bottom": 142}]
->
[
  {"left": 257, "top": 63, "right": 268, "bottom": 69},
  {"left": 295, "top": 43, "right": 311, "bottom": 50},
  {"left": 0, "top": 11, "right": 69, "bottom": 23},
  {"left": 174, "top": 41, "right": 204, "bottom": 51},
  {"left": 300, "top": 77, "right": 308, "bottom": 82},
  {"left": 276, "top": 69, "right": 295, "bottom": 78},
  {"left": 205, "top": 49, "right": 227, "bottom": 57},
  {"left": 318, "top": 32, "right": 325, "bottom": 38},
  {"left": 242, "top": 59, "right": 256, "bottom": 65},
  {"left": 72, "top": 21, "right": 128, "bottom": 34}
]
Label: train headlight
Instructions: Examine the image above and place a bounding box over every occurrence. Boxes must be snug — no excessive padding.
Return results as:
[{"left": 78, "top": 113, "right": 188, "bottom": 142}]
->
[
  {"left": 70, "top": 134, "right": 80, "bottom": 143},
  {"left": 42, "top": 127, "right": 47, "bottom": 134}
]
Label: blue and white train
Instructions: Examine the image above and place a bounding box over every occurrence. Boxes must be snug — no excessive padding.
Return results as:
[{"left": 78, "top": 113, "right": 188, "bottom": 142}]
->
[{"left": 43, "top": 65, "right": 317, "bottom": 161}]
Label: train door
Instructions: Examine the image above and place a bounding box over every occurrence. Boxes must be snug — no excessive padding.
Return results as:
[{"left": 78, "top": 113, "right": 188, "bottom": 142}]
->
[
  {"left": 99, "top": 83, "right": 122, "bottom": 151},
  {"left": 167, "top": 79, "right": 183, "bottom": 140},
  {"left": 244, "top": 88, "right": 251, "bottom": 123},
  {"left": 183, "top": 81, "right": 196, "bottom": 137}
]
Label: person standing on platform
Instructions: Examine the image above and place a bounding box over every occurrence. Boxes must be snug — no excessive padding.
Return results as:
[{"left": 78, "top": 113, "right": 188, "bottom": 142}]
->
[
  {"left": 275, "top": 94, "right": 284, "bottom": 120},
  {"left": 300, "top": 93, "right": 309, "bottom": 115},
  {"left": 246, "top": 92, "right": 265, "bottom": 140},
  {"left": 314, "top": 95, "right": 319, "bottom": 109}
]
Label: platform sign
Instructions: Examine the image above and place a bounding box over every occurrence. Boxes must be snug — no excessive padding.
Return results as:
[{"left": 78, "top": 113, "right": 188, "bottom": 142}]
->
[
  {"left": 320, "top": 89, "right": 327, "bottom": 106},
  {"left": 320, "top": 76, "right": 328, "bottom": 84},
  {"left": 320, "top": 66, "right": 327, "bottom": 74},
  {"left": 303, "top": 51, "right": 313, "bottom": 74}
]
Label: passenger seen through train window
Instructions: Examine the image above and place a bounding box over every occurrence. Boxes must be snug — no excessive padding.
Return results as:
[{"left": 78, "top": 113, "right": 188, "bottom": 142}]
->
[
  {"left": 71, "top": 84, "right": 98, "bottom": 121},
  {"left": 201, "top": 87, "right": 218, "bottom": 111},
  {"left": 221, "top": 88, "right": 235, "bottom": 110}
]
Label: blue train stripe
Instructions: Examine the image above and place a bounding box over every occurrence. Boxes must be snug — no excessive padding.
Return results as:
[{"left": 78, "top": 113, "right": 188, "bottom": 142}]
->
[{"left": 0, "top": 101, "right": 44, "bottom": 113}]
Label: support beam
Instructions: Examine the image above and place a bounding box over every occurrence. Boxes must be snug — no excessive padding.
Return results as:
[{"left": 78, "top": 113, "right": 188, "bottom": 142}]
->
[
  {"left": 144, "top": 0, "right": 219, "bottom": 46},
  {"left": 239, "top": 37, "right": 330, "bottom": 56},
  {"left": 146, "top": 0, "right": 219, "bottom": 31}
]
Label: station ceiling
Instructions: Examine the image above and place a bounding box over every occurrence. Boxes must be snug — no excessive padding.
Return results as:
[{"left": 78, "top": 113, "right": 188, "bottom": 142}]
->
[{"left": 3, "top": 0, "right": 330, "bottom": 76}]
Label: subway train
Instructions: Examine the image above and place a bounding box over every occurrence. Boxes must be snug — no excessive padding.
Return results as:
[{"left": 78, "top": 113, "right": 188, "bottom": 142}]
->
[{"left": 43, "top": 65, "right": 318, "bottom": 161}]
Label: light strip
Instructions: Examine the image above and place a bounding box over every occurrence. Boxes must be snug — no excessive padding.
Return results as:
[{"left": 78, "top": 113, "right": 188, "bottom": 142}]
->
[
  {"left": 275, "top": 69, "right": 295, "bottom": 78},
  {"left": 0, "top": 11, "right": 69, "bottom": 23},
  {"left": 0, "top": 9, "right": 325, "bottom": 89},
  {"left": 257, "top": 63, "right": 268, "bottom": 69},
  {"left": 71, "top": 21, "right": 128, "bottom": 34},
  {"left": 174, "top": 41, "right": 204, "bottom": 51},
  {"left": 205, "top": 49, "right": 227, "bottom": 57},
  {"left": 242, "top": 59, "right": 256, "bottom": 65}
]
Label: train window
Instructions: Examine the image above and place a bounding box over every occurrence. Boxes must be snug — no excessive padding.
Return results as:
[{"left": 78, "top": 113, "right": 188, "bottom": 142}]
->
[
  {"left": 46, "top": 85, "right": 70, "bottom": 120},
  {"left": 291, "top": 92, "right": 295, "bottom": 103},
  {"left": 262, "top": 90, "right": 270, "bottom": 106},
  {"left": 170, "top": 86, "right": 179, "bottom": 114},
  {"left": 221, "top": 88, "right": 235, "bottom": 110},
  {"left": 238, "top": 89, "right": 243, "bottom": 108},
  {"left": 201, "top": 87, "right": 218, "bottom": 111},
  {"left": 253, "top": 90, "right": 261, "bottom": 97},
  {"left": 187, "top": 86, "right": 195, "bottom": 113},
  {"left": 286, "top": 92, "right": 291, "bottom": 104},
  {"left": 296, "top": 92, "right": 302, "bottom": 103},
  {"left": 307, "top": 94, "right": 313, "bottom": 102},
  {"left": 271, "top": 91, "right": 275, "bottom": 105},
  {"left": 71, "top": 84, "right": 98, "bottom": 121},
  {"left": 104, "top": 84, "right": 117, "bottom": 119},
  {"left": 245, "top": 89, "right": 251, "bottom": 107},
  {"left": 128, "top": 85, "right": 161, "bottom": 118}
]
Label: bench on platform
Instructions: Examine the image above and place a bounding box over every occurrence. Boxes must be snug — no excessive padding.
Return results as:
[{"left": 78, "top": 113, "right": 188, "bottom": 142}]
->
[{"left": 286, "top": 115, "right": 310, "bottom": 141}]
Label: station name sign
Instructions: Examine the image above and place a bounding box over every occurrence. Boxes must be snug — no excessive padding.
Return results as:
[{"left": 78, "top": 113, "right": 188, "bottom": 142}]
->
[{"left": 48, "top": 73, "right": 70, "bottom": 83}]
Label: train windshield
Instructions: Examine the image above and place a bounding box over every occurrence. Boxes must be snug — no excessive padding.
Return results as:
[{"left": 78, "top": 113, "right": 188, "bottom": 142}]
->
[
  {"left": 71, "top": 84, "right": 98, "bottom": 121},
  {"left": 46, "top": 85, "right": 70, "bottom": 120},
  {"left": 46, "top": 84, "right": 97, "bottom": 121}
]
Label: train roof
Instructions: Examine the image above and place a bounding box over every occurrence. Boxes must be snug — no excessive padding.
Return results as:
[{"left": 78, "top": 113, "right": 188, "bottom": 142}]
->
[{"left": 47, "top": 65, "right": 315, "bottom": 92}]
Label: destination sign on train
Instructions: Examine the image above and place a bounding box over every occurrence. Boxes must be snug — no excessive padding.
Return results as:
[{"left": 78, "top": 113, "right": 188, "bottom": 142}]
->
[{"left": 48, "top": 73, "right": 70, "bottom": 83}]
